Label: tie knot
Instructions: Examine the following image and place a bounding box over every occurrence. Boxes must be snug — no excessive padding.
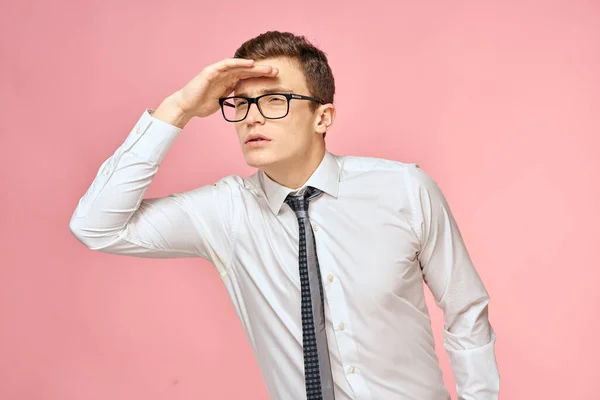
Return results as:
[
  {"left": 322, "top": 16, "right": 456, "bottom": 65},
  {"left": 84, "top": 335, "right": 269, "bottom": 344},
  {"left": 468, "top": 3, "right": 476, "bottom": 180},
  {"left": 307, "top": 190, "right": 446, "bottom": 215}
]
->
[{"left": 284, "top": 186, "right": 323, "bottom": 215}]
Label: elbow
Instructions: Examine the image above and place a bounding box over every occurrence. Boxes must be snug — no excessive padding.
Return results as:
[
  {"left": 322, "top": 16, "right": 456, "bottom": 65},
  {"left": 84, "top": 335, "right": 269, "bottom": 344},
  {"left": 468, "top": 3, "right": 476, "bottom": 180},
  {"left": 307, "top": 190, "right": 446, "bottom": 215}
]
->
[
  {"left": 69, "top": 213, "right": 128, "bottom": 253},
  {"left": 69, "top": 214, "right": 110, "bottom": 251},
  {"left": 69, "top": 214, "right": 93, "bottom": 249},
  {"left": 444, "top": 297, "right": 493, "bottom": 351}
]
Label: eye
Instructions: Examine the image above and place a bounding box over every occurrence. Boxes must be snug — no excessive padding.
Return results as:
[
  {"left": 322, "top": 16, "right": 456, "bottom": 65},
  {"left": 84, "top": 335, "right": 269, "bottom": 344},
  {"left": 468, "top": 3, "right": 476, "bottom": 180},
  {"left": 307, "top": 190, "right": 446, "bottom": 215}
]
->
[{"left": 265, "top": 95, "right": 287, "bottom": 104}]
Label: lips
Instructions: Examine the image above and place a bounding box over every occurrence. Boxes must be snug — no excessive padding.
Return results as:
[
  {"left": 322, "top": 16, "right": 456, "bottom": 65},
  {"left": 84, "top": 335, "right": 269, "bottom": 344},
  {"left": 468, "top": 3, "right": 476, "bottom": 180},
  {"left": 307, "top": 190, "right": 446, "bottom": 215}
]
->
[{"left": 245, "top": 134, "right": 272, "bottom": 144}]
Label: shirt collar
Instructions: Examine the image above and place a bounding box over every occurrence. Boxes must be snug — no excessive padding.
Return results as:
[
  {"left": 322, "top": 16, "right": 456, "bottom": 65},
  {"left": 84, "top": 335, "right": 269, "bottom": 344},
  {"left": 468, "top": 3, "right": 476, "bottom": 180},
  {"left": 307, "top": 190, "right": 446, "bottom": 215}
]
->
[{"left": 259, "top": 151, "right": 340, "bottom": 215}]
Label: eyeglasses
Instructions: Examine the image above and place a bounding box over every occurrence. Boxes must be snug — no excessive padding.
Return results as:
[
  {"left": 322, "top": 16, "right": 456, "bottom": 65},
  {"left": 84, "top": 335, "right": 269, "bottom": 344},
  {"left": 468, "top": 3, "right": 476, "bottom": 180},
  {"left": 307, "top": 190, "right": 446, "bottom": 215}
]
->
[{"left": 218, "top": 92, "right": 325, "bottom": 122}]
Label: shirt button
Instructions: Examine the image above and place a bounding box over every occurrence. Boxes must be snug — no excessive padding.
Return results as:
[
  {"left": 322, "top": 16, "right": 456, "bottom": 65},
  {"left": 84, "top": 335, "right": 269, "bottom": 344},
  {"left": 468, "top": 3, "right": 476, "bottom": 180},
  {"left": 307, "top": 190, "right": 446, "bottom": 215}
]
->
[
  {"left": 135, "top": 126, "right": 141, "bottom": 135},
  {"left": 348, "top": 366, "right": 355, "bottom": 374},
  {"left": 311, "top": 223, "right": 318, "bottom": 231},
  {"left": 338, "top": 322, "right": 345, "bottom": 331},
  {"left": 327, "top": 274, "right": 334, "bottom": 282},
  {"left": 105, "top": 169, "right": 110, "bottom": 175}
]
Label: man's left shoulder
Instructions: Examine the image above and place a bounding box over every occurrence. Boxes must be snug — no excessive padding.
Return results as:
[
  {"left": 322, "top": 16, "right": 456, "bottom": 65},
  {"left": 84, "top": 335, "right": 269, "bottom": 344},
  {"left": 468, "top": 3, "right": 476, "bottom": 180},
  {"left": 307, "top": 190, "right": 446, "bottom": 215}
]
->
[{"left": 336, "top": 153, "right": 420, "bottom": 176}]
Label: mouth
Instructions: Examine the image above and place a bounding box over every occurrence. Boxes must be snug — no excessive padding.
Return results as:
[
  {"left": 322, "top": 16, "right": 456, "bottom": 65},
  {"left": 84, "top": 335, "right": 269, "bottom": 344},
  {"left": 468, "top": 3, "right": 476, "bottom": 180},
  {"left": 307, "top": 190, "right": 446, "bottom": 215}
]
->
[{"left": 245, "top": 135, "right": 272, "bottom": 144}]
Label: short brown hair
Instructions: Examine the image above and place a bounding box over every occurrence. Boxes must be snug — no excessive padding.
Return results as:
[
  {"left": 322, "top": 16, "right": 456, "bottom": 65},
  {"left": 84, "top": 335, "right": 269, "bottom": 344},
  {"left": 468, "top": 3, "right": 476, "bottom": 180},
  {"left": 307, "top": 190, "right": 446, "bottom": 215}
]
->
[{"left": 233, "top": 31, "right": 335, "bottom": 113}]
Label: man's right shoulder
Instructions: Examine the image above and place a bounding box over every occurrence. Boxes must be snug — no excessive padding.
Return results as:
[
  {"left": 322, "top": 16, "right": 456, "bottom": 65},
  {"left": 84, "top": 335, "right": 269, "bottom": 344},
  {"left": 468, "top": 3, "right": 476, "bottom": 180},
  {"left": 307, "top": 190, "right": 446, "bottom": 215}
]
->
[
  {"left": 209, "top": 172, "right": 262, "bottom": 197},
  {"left": 177, "top": 174, "right": 254, "bottom": 205}
]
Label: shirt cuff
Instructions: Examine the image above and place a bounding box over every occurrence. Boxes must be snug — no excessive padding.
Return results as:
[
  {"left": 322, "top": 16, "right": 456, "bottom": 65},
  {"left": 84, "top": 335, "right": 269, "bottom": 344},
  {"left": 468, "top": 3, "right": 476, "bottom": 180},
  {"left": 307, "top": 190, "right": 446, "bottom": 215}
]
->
[
  {"left": 120, "top": 108, "right": 183, "bottom": 164},
  {"left": 444, "top": 331, "right": 500, "bottom": 400}
]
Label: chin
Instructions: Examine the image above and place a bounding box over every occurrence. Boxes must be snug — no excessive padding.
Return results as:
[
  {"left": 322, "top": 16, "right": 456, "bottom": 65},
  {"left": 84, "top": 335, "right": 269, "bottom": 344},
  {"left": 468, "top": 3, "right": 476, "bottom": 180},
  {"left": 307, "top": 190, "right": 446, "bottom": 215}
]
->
[{"left": 243, "top": 150, "right": 281, "bottom": 169}]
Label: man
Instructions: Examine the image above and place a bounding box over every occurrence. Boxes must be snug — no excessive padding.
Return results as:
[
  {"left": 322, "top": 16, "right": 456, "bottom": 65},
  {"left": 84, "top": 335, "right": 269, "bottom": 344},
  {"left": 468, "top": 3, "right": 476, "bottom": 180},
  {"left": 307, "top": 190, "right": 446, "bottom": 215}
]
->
[{"left": 70, "top": 31, "right": 499, "bottom": 399}]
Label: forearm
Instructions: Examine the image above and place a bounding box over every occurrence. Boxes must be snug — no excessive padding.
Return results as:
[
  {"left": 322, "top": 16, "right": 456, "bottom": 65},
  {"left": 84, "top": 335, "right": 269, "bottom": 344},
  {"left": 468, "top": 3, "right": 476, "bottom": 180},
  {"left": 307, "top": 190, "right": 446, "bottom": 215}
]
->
[
  {"left": 443, "top": 297, "right": 500, "bottom": 400},
  {"left": 152, "top": 93, "right": 193, "bottom": 129},
  {"left": 445, "top": 331, "right": 499, "bottom": 400},
  {"left": 69, "top": 108, "right": 182, "bottom": 251}
]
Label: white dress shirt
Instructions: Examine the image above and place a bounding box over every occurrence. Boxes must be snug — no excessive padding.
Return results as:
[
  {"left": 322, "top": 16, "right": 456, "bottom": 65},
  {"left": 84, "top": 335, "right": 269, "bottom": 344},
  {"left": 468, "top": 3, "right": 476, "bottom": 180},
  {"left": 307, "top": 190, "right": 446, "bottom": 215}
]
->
[{"left": 70, "top": 109, "right": 500, "bottom": 400}]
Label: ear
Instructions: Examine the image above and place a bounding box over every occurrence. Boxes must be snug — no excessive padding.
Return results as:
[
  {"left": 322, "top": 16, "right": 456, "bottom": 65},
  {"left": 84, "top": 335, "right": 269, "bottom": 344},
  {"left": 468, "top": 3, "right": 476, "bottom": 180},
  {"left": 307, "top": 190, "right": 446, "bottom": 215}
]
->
[{"left": 314, "top": 104, "right": 336, "bottom": 135}]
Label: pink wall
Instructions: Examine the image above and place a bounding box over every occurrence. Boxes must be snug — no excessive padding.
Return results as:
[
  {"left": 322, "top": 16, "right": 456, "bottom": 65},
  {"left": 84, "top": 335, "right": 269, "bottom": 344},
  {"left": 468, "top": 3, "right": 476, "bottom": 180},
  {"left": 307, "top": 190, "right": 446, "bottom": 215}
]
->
[{"left": 1, "top": 0, "right": 599, "bottom": 398}]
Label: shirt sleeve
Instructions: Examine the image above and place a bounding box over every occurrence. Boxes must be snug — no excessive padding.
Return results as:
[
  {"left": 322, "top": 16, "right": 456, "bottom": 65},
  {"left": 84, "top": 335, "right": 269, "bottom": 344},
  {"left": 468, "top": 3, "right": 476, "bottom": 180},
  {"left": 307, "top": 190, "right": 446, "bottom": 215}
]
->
[
  {"left": 69, "top": 109, "right": 238, "bottom": 276},
  {"left": 404, "top": 163, "right": 500, "bottom": 400}
]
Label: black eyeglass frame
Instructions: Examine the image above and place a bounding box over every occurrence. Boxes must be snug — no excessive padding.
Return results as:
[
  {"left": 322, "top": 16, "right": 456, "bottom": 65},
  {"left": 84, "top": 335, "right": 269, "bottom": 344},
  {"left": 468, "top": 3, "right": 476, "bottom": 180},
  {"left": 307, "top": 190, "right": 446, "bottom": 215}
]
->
[{"left": 218, "top": 92, "right": 325, "bottom": 122}]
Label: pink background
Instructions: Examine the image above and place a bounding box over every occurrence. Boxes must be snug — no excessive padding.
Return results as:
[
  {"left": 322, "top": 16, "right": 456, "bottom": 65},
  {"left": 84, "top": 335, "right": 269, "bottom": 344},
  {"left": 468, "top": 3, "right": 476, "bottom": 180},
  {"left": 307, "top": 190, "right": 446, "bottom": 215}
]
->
[{"left": 1, "top": 0, "right": 599, "bottom": 399}]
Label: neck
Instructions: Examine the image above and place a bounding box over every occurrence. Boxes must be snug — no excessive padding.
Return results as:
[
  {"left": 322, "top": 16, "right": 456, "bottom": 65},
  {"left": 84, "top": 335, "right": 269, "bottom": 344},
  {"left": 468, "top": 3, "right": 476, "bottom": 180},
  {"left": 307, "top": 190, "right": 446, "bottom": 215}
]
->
[{"left": 263, "top": 143, "right": 326, "bottom": 189}]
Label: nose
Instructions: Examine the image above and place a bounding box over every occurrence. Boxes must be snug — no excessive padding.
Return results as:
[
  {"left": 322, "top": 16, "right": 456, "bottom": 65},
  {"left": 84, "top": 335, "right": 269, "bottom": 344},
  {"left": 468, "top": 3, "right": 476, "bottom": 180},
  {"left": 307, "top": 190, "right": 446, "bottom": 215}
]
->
[{"left": 244, "top": 102, "right": 265, "bottom": 125}]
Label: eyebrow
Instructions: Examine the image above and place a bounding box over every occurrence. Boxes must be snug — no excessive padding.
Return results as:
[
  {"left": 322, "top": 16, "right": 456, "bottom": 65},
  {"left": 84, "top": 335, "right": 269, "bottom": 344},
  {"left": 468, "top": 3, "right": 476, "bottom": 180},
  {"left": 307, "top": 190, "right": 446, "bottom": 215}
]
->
[{"left": 235, "top": 87, "right": 296, "bottom": 98}]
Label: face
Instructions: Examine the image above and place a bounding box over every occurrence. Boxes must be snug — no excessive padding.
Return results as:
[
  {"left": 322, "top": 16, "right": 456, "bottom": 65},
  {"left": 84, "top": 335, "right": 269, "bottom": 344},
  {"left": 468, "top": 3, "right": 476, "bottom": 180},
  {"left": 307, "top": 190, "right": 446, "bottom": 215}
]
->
[{"left": 232, "top": 57, "right": 334, "bottom": 171}]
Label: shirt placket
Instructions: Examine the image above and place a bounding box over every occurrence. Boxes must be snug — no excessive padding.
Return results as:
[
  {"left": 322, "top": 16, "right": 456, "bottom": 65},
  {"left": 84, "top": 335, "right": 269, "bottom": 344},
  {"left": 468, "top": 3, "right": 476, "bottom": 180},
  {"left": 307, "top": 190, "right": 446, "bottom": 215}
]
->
[{"left": 313, "top": 222, "right": 372, "bottom": 399}]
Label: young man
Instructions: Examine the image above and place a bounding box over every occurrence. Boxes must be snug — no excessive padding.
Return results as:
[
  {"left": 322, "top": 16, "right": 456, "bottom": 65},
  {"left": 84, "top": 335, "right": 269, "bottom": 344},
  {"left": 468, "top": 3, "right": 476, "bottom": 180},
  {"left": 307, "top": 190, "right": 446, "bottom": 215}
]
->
[{"left": 70, "top": 31, "right": 499, "bottom": 400}]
